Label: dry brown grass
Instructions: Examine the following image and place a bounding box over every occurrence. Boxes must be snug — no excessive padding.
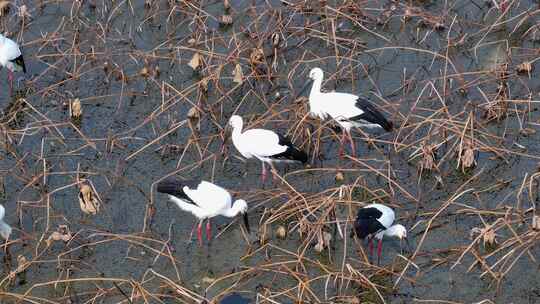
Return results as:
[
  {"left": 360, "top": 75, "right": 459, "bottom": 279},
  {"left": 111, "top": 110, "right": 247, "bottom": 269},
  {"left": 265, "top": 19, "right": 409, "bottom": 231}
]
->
[{"left": 0, "top": 1, "right": 539, "bottom": 303}]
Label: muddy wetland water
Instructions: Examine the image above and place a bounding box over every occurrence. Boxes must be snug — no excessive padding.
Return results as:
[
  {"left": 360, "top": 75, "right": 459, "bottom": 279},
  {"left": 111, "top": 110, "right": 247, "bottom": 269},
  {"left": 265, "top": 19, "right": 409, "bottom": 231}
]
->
[{"left": 0, "top": 0, "right": 539, "bottom": 303}]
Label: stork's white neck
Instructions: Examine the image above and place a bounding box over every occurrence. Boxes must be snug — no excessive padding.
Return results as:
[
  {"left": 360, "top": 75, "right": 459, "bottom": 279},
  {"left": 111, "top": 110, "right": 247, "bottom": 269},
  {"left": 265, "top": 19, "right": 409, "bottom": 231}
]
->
[
  {"left": 222, "top": 200, "right": 245, "bottom": 217},
  {"left": 308, "top": 75, "right": 325, "bottom": 119},
  {"left": 309, "top": 76, "right": 323, "bottom": 100},
  {"left": 384, "top": 224, "right": 405, "bottom": 238},
  {"left": 231, "top": 121, "right": 243, "bottom": 148}
]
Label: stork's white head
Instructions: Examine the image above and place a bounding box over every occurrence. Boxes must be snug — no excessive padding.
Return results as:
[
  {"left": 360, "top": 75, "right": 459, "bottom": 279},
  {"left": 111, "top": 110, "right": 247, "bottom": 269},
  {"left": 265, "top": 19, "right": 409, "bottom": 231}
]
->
[
  {"left": 308, "top": 68, "right": 324, "bottom": 81},
  {"left": 390, "top": 224, "right": 410, "bottom": 254},
  {"left": 234, "top": 199, "right": 248, "bottom": 213},
  {"left": 233, "top": 199, "right": 250, "bottom": 232},
  {"left": 390, "top": 224, "right": 407, "bottom": 239},
  {"left": 228, "top": 115, "right": 243, "bottom": 130}
]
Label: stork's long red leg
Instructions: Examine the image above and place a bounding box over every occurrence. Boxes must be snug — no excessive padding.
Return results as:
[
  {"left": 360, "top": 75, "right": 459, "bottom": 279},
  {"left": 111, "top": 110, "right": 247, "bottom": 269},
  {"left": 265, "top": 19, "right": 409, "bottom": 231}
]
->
[
  {"left": 197, "top": 221, "right": 203, "bottom": 246},
  {"left": 339, "top": 131, "right": 346, "bottom": 158},
  {"left": 270, "top": 163, "right": 278, "bottom": 183},
  {"left": 377, "top": 238, "right": 383, "bottom": 265},
  {"left": 206, "top": 219, "right": 212, "bottom": 242},
  {"left": 348, "top": 131, "right": 356, "bottom": 157},
  {"left": 368, "top": 238, "right": 373, "bottom": 258},
  {"left": 261, "top": 162, "right": 267, "bottom": 183},
  {"left": 501, "top": 0, "right": 509, "bottom": 11},
  {"left": 8, "top": 70, "right": 13, "bottom": 96},
  {"left": 189, "top": 222, "right": 197, "bottom": 240}
]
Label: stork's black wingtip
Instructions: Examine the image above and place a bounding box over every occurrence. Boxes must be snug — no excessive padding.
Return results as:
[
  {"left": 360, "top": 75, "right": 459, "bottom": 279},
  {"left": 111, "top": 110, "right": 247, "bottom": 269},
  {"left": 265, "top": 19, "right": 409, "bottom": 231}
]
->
[
  {"left": 243, "top": 213, "right": 251, "bottom": 233},
  {"left": 299, "top": 151, "right": 308, "bottom": 164},
  {"left": 384, "top": 121, "right": 394, "bottom": 132},
  {"left": 13, "top": 54, "right": 26, "bottom": 73}
]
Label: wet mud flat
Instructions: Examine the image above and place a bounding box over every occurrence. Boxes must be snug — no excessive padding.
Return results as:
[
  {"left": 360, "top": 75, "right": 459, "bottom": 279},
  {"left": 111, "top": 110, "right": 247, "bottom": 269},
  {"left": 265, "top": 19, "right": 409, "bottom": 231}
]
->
[{"left": 0, "top": 0, "right": 539, "bottom": 303}]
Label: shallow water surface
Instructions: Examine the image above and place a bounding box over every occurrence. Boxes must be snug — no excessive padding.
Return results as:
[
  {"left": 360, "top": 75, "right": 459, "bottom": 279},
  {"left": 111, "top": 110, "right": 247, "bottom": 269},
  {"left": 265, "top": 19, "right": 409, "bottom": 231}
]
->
[{"left": 0, "top": 1, "right": 539, "bottom": 303}]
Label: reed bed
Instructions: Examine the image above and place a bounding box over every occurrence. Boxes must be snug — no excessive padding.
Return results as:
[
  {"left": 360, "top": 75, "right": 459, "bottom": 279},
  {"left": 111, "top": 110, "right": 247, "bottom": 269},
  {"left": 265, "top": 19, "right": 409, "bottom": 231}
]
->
[{"left": 0, "top": 0, "right": 539, "bottom": 303}]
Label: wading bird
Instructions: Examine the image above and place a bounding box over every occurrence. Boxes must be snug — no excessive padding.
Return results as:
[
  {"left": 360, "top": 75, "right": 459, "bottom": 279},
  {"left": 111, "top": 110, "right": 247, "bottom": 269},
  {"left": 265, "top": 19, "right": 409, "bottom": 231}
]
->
[
  {"left": 298, "top": 67, "right": 393, "bottom": 157},
  {"left": 0, "top": 34, "right": 26, "bottom": 95},
  {"left": 228, "top": 115, "right": 307, "bottom": 182},
  {"left": 0, "top": 204, "right": 12, "bottom": 240},
  {"left": 157, "top": 177, "right": 250, "bottom": 246},
  {"left": 354, "top": 203, "right": 408, "bottom": 264}
]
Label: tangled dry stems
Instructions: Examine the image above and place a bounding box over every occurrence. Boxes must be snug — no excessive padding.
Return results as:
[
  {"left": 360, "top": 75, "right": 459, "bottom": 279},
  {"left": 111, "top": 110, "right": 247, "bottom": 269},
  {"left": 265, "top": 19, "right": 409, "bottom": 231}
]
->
[{"left": 0, "top": 0, "right": 538, "bottom": 303}]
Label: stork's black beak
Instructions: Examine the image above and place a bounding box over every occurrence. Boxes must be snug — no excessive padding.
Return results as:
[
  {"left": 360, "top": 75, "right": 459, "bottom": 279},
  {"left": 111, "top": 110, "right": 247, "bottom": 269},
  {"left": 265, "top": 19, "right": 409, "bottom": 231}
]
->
[
  {"left": 243, "top": 212, "right": 250, "bottom": 233},
  {"left": 294, "top": 78, "right": 313, "bottom": 100},
  {"left": 400, "top": 237, "right": 411, "bottom": 255}
]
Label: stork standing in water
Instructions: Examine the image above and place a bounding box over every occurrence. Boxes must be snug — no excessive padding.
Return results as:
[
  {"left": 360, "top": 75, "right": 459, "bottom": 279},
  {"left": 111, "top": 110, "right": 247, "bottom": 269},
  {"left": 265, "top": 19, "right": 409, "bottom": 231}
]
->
[
  {"left": 157, "top": 177, "right": 250, "bottom": 246},
  {"left": 354, "top": 203, "right": 408, "bottom": 264},
  {"left": 0, "top": 34, "right": 26, "bottom": 96},
  {"left": 228, "top": 115, "right": 307, "bottom": 182},
  {"left": 298, "top": 67, "right": 393, "bottom": 157}
]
